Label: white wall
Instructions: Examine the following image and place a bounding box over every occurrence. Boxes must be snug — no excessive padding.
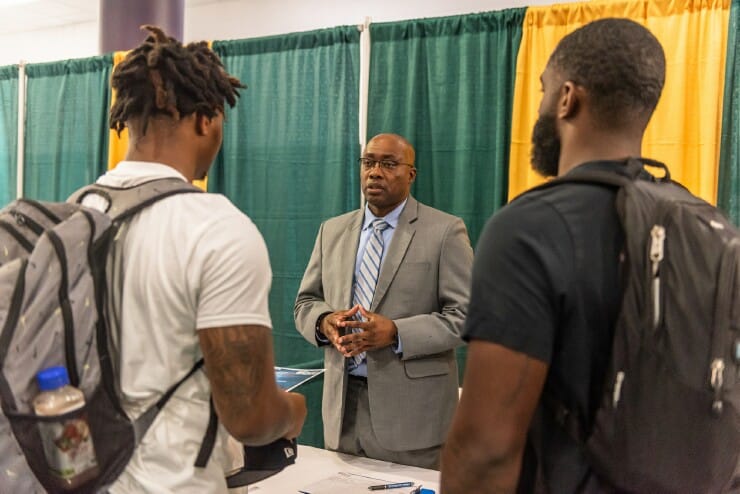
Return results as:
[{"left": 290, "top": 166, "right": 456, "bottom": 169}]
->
[
  {"left": 0, "top": 21, "right": 97, "bottom": 65},
  {"left": 184, "top": 0, "right": 557, "bottom": 42},
  {"left": 0, "top": 0, "right": 558, "bottom": 66}
]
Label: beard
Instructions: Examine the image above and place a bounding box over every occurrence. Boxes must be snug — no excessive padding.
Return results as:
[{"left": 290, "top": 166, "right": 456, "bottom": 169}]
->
[{"left": 530, "top": 111, "right": 561, "bottom": 178}]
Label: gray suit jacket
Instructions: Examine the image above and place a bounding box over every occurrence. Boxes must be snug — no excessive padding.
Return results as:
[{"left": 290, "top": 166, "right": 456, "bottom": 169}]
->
[{"left": 294, "top": 196, "right": 473, "bottom": 451}]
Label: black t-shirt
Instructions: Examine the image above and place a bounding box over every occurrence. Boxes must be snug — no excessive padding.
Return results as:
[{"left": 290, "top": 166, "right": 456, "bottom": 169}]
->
[{"left": 464, "top": 161, "right": 628, "bottom": 493}]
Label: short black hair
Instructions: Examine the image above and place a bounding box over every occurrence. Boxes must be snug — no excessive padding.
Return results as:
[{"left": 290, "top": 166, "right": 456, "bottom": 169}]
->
[
  {"left": 110, "top": 25, "right": 244, "bottom": 136},
  {"left": 548, "top": 18, "right": 666, "bottom": 129}
]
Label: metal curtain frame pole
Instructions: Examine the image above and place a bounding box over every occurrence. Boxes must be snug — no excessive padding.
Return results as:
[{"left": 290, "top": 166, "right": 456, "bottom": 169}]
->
[
  {"left": 358, "top": 17, "right": 371, "bottom": 209},
  {"left": 16, "top": 60, "right": 26, "bottom": 200}
]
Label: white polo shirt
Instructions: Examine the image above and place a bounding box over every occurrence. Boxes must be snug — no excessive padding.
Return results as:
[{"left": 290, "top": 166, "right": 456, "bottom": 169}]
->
[{"left": 91, "top": 161, "right": 272, "bottom": 494}]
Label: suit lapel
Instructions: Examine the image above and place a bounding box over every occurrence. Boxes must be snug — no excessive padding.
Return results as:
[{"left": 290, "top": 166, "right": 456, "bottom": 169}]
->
[
  {"left": 372, "top": 197, "right": 418, "bottom": 310},
  {"left": 339, "top": 210, "right": 364, "bottom": 307}
]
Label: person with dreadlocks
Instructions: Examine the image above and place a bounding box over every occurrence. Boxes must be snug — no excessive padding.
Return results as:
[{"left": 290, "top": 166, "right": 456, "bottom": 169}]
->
[{"left": 90, "top": 26, "right": 306, "bottom": 493}]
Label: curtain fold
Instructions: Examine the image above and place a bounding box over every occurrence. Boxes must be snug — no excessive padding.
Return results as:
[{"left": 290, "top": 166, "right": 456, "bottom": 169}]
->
[
  {"left": 211, "top": 29, "right": 360, "bottom": 448},
  {"left": 0, "top": 65, "right": 18, "bottom": 208},
  {"left": 718, "top": 0, "right": 740, "bottom": 224},
  {"left": 508, "top": 0, "right": 731, "bottom": 202},
  {"left": 367, "top": 9, "right": 526, "bottom": 247},
  {"left": 24, "top": 55, "right": 112, "bottom": 201}
]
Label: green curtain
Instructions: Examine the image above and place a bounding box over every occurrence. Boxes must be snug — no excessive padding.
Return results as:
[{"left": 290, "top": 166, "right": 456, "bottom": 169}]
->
[
  {"left": 0, "top": 65, "right": 18, "bottom": 208},
  {"left": 719, "top": 0, "right": 740, "bottom": 225},
  {"left": 367, "top": 9, "right": 525, "bottom": 379},
  {"left": 367, "top": 9, "right": 526, "bottom": 247},
  {"left": 24, "top": 55, "right": 112, "bottom": 201},
  {"left": 211, "top": 27, "right": 360, "bottom": 447}
]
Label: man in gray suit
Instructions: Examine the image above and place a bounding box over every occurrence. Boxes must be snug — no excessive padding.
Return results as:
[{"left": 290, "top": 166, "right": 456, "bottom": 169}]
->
[{"left": 294, "top": 133, "right": 473, "bottom": 469}]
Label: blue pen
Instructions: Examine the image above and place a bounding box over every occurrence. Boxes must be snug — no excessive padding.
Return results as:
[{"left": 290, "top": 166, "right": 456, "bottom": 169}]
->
[{"left": 368, "top": 481, "right": 415, "bottom": 490}]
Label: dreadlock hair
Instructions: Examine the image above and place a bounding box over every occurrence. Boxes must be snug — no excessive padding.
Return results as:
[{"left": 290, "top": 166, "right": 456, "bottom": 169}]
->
[
  {"left": 548, "top": 18, "right": 666, "bottom": 130},
  {"left": 110, "top": 25, "right": 244, "bottom": 136}
]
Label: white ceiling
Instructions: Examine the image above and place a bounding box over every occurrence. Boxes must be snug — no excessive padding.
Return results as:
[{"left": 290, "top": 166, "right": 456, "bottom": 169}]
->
[{"left": 0, "top": 0, "right": 225, "bottom": 35}]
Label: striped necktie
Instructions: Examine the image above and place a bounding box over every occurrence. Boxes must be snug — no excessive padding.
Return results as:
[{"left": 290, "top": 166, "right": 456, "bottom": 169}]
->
[{"left": 351, "top": 219, "right": 390, "bottom": 366}]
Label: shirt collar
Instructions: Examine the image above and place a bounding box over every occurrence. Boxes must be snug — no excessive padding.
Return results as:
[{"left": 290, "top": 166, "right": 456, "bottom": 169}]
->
[
  {"left": 362, "top": 198, "right": 407, "bottom": 231},
  {"left": 104, "top": 161, "right": 188, "bottom": 182}
]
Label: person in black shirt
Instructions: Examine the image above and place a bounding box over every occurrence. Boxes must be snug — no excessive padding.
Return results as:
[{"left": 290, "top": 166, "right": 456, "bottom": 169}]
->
[{"left": 440, "top": 18, "right": 666, "bottom": 494}]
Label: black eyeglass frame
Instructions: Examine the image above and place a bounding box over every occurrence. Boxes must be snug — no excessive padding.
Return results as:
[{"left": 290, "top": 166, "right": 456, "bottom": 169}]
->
[{"left": 357, "top": 157, "right": 415, "bottom": 170}]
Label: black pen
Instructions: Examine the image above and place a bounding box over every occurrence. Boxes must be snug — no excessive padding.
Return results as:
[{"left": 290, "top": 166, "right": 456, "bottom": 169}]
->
[{"left": 368, "top": 481, "right": 415, "bottom": 490}]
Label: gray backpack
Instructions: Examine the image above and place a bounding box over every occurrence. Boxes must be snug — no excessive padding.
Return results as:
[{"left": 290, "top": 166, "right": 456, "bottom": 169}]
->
[
  {"left": 0, "top": 178, "right": 213, "bottom": 493},
  {"left": 536, "top": 158, "right": 740, "bottom": 493}
]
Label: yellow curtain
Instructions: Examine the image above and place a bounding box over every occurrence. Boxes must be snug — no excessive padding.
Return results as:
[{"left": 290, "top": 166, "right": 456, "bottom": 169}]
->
[
  {"left": 508, "top": 0, "right": 731, "bottom": 203},
  {"left": 107, "top": 50, "right": 129, "bottom": 171},
  {"left": 107, "top": 48, "right": 209, "bottom": 191}
]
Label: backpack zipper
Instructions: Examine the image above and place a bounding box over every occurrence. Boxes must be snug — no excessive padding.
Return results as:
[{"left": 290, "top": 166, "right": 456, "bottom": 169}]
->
[
  {"left": 612, "top": 370, "right": 626, "bottom": 408},
  {"left": 10, "top": 210, "right": 45, "bottom": 237},
  {"left": 649, "top": 225, "right": 666, "bottom": 330},
  {"left": 17, "top": 198, "right": 62, "bottom": 224},
  {"left": 0, "top": 219, "right": 34, "bottom": 253},
  {"left": 710, "top": 358, "right": 725, "bottom": 416},
  {"left": 709, "top": 237, "right": 739, "bottom": 416}
]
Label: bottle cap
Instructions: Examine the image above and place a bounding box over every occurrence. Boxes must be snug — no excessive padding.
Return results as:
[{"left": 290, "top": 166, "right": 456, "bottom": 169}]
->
[{"left": 36, "top": 366, "right": 70, "bottom": 391}]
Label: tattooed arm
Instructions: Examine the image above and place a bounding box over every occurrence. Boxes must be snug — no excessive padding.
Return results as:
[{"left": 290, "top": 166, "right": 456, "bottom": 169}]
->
[
  {"left": 198, "top": 324, "right": 307, "bottom": 445},
  {"left": 440, "top": 341, "right": 547, "bottom": 494}
]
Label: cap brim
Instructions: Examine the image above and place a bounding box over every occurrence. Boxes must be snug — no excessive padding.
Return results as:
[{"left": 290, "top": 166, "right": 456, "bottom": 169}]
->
[{"left": 226, "top": 468, "right": 283, "bottom": 487}]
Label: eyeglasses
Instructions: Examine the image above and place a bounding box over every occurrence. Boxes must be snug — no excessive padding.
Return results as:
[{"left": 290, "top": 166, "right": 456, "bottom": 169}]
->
[{"left": 358, "top": 157, "right": 414, "bottom": 171}]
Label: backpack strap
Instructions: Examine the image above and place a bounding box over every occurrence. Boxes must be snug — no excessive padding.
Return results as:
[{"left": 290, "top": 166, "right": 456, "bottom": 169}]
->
[
  {"left": 130, "top": 362, "right": 218, "bottom": 469},
  {"left": 194, "top": 397, "right": 219, "bottom": 468},
  {"left": 534, "top": 157, "right": 671, "bottom": 450},
  {"left": 68, "top": 177, "right": 203, "bottom": 223},
  {"left": 131, "top": 359, "right": 205, "bottom": 443},
  {"left": 70, "top": 178, "right": 216, "bottom": 464},
  {"left": 523, "top": 157, "right": 671, "bottom": 196}
]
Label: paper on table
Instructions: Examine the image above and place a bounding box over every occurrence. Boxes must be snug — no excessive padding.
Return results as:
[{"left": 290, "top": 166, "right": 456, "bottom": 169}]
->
[
  {"left": 275, "top": 367, "right": 325, "bottom": 391},
  {"left": 298, "top": 471, "right": 420, "bottom": 493}
]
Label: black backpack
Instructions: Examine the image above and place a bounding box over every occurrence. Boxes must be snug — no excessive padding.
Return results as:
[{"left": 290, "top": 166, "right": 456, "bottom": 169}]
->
[
  {"left": 539, "top": 158, "right": 740, "bottom": 493},
  {"left": 0, "top": 178, "right": 219, "bottom": 493}
]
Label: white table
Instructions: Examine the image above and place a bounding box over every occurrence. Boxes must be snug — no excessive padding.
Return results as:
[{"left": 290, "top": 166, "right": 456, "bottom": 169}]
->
[{"left": 247, "top": 445, "right": 440, "bottom": 493}]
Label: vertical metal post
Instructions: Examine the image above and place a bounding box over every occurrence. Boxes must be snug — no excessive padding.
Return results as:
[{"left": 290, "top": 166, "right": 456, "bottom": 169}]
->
[
  {"left": 358, "top": 17, "right": 372, "bottom": 209},
  {"left": 16, "top": 60, "right": 25, "bottom": 199}
]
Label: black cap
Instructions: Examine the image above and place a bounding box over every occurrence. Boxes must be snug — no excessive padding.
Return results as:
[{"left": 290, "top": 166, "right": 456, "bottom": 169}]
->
[{"left": 226, "top": 437, "right": 298, "bottom": 487}]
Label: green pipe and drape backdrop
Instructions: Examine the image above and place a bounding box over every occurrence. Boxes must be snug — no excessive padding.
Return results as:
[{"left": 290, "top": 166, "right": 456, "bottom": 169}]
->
[
  {"left": 367, "top": 9, "right": 525, "bottom": 246},
  {"left": 0, "top": 65, "right": 17, "bottom": 208},
  {"left": 211, "top": 27, "right": 362, "bottom": 447},
  {"left": 0, "top": 0, "right": 738, "bottom": 449},
  {"left": 213, "top": 11, "right": 526, "bottom": 448},
  {"left": 366, "top": 8, "right": 525, "bottom": 386},
  {"left": 23, "top": 55, "right": 111, "bottom": 201},
  {"left": 719, "top": 0, "right": 740, "bottom": 224}
]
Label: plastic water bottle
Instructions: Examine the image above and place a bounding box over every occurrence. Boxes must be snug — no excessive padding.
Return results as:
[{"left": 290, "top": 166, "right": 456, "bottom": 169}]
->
[{"left": 33, "top": 366, "right": 99, "bottom": 490}]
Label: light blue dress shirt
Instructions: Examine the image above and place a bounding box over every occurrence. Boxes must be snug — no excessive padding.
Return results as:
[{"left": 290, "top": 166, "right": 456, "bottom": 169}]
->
[
  {"left": 316, "top": 199, "right": 407, "bottom": 377},
  {"left": 348, "top": 200, "right": 407, "bottom": 376}
]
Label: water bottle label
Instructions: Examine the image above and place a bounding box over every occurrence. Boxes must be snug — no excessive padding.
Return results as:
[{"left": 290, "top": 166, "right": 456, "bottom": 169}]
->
[{"left": 38, "top": 413, "right": 98, "bottom": 480}]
